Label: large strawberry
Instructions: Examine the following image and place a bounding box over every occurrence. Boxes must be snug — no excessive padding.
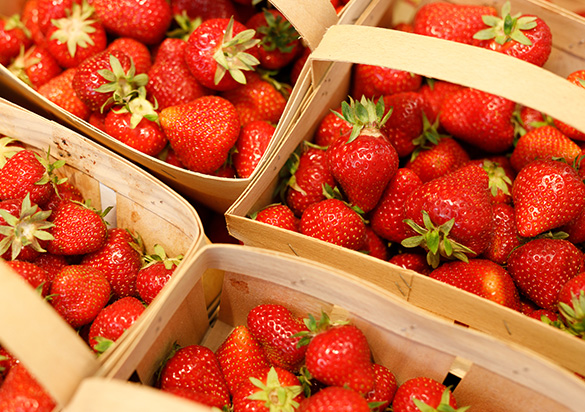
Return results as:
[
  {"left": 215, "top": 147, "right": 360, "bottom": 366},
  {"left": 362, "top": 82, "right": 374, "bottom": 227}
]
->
[
  {"left": 297, "top": 386, "right": 370, "bottom": 411},
  {"left": 159, "top": 95, "right": 240, "bottom": 174},
  {"left": 507, "top": 238, "right": 585, "bottom": 311},
  {"left": 430, "top": 258, "right": 520, "bottom": 310},
  {"left": 402, "top": 163, "right": 494, "bottom": 268},
  {"left": 511, "top": 158, "right": 585, "bottom": 238},
  {"left": 391, "top": 376, "right": 464, "bottom": 412},
  {"left": 327, "top": 96, "right": 399, "bottom": 213},
  {"left": 351, "top": 64, "right": 422, "bottom": 101},
  {"left": 0, "top": 364, "right": 56, "bottom": 412}
]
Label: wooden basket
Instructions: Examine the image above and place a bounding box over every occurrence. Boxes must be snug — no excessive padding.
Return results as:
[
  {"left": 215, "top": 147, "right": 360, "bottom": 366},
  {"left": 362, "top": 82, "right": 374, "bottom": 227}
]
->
[
  {"left": 225, "top": 3, "right": 585, "bottom": 376},
  {"left": 63, "top": 244, "right": 585, "bottom": 411},
  {"left": 0, "top": 97, "right": 206, "bottom": 409}
]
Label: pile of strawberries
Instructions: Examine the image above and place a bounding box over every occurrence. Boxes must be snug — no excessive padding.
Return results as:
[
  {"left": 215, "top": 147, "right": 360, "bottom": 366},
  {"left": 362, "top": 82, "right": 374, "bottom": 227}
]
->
[
  {"left": 0, "top": 137, "right": 183, "bottom": 409},
  {"left": 156, "top": 302, "right": 470, "bottom": 411},
  {"left": 253, "top": 2, "right": 585, "bottom": 339},
  {"left": 0, "top": 0, "right": 348, "bottom": 179}
]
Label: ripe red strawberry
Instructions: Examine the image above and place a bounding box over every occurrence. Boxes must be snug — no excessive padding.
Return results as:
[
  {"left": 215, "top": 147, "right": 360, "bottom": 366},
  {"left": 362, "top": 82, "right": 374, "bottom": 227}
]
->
[
  {"left": 247, "top": 304, "right": 309, "bottom": 372},
  {"left": 92, "top": 0, "right": 172, "bottom": 45},
  {"left": 297, "top": 386, "right": 370, "bottom": 411},
  {"left": 159, "top": 344, "right": 231, "bottom": 409},
  {"left": 507, "top": 238, "right": 585, "bottom": 311},
  {"left": 509, "top": 125, "right": 581, "bottom": 173},
  {"left": 370, "top": 168, "right": 423, "bottom": 243},
  {"left": 440, "top": 87, "right": 516, "bottom": 153},
  {"left": 380, "top": 92, "right": 426, "bottom": 157},
  {"left": 351, "top": 64, "right": 422, "bottom": 101},
  {"left": 81, "top": 227, "right": 143, "bottom": 298},
  {"left": 135, "top": 244, "right": 182, "bottom": 304},
  {"left": 481, "top": 202, "right": 521, "bottom": 266},
  {"left": 45, "top": 1, "right": 107, "bottom": 68},
  {"left": 252, "top": 203, "right": 300, "bottom": 233},
  {"left": 232, "top": 366, "right": 304, "bottom": 411},
  {"left": 36, "top": 0, "right": 81, "bottom": 35},
  {"left": 300, "top": 198, "right": 366, "bottom": 250},
  {"left": 43, "top": 179, "right": 84, "bottom": 212},
  {"left": 516, "top": 106, "right": 552, "bottom": 135},
  {"left": 0, "top": 347, "right": 19, "bottom": 379},
  {"left": 561, "top": 205, "right": 585, "bottom": 245},
  {"left": 418, "top": 80, "right": 463, "bottom": 125},
  {"left": 467, "top": 157, "right": 514, "bottom": 204},
  {"left": 392, "top": 376, "right": 461, "bottom": 412},
  {"left": 512, "top": 158, "right": 585, "bottom": 237},
  {"left": 106, "top": 37, "right": 152, "bottom": 74},
  {"left": 32, "top": 252, "right": 68, "bottom": 283},
  {"left": 162, "top": 386, "right": 229, "bottom": 408},
  {"left": 388, "top": 252, "right": 432, "bottom": 275},
  {"left": 557, "top": 272, "right": 585, "bottom": 337},
  {"left": 402, "top": 164, "right": 494, "bottom": 268},
  {"left": 8, "top": 44, "right": 62, "bottom": 89},
  {"left": 221, "top": 72, "right": 287, "bottom": 126},
  {"left": 246, "top": 9, "right": 301, "bottom": 70},
  {"left": 184, "top": 17, "right": 260, "bottom": 91},
  {"left": 159, "top": 95, "right": 240, "bottom": 174},
  {"left": 527, "top": 308, "right": 559, "bottom": 324},
  {"left": 404, "top": 136, "right": 470, "bottom": 183},
  {"left": 474, "top": 2, "right": 552, "bottom": 67},
  {"left": 327, "top": 97, "right": 399, "bottom": 213},
  {"left": 0, "top": 364, "right": 56, "bottom": 412},
  {"left": 170, "top": 0, "right": 236, "bottom": 21},
  {"left": 152, "top": 37, "right": 187, "bottom": 64},
  {"left": 284, "top": 144, "right": 336, "bottom": 217},
  {"left": 554, "top": 70, "right": 585, "bottom": 141},
  {"left": 50, "top": 264, "right": 111, "bottom": 328},
  {"left": 38, "top": 67, "right": 92, "bottom": 121},
  {"left": 430, "top": 258, "right": 520, "bottom": 310},
  {"left": 5, "top": 260, "right": 51, "bottom": 296},
  {"left": 304, "top": 322, "right": 375, "bottom": 394},
  {"left": 47, "top": 200, "right": 109, "bottom": 255},
  {"left": 0, "top": 14, "right": 33, "bottom": 66},
  {"left": 216, "top": 325, "right": 271, "bottom": 395},
  {"left": 313, "top": 106, "right": 352, "bottom": 147},
  {"left": 232, "top": 120, "right": 275, "bottom": 178},
  {"left": 362, "top": 226, "right": 389, "bottom": 261},
  {"left": 365, "top": 363, "right": 398, "bottom": 411},
  {"left": 88, "top": 296, "right": 145, "bottom": 353}
]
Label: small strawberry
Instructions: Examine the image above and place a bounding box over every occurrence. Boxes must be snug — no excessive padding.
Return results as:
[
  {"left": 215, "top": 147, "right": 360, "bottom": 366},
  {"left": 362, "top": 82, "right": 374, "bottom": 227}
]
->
[
  {"left": 507, "top": 238, "right": 585, "bottom": 311},
  {"left": 49, "top": 264, "right": 111, "bottom": 328},
  {"left": 430, "top": 258, "right": 520, "bottom": 310},
  {"left": 159, "top": 95, "right": 240, "bottom": 174},
  {"left": 38, "top": 67, "right": 92, "bottom": 121},
  {"left": 388, "top": 252, "right": 432, "bottom": 275},
  {"left": 5, "top": 260, "right": 52, "bottom": 297},
  {"left": 8, "top": 44, "right": 62, "bottom": 89},
  {"left": 351, "top": 64, "right": 422, "bottom": 101},
  {"left": 0, "top": 14, "right": 32, "bottom": 66},
  {"left": 88, "top": 296, "right": 145, "bottom": 353},
  {"left": 512, "top": 158, "right": 585, "bottom": 237},
  {"left": 106, "top": 37, "right": 152, "bottom": 74},
  {"left": 232, "top": 120, "right": 275, "bottom": 178},
  {"left": 365, "top": 363, "right": 398, "bottom": 411},
  {"left": 297, "top": 386, "right": 370, "bottom": 411},
  {"left": 481, "top": 202, "right": 521, "bottom": 265},
  {"left": 251, "top": 203, "right": 300, "bottom": 233},
  {"left": 557, "top": 272, "right": 585, "bottom": 337},
  {"left": 135, "top": 244, "right": 183, "bottom": 304},
  {"left": 0, "top": 364, "right": 56, "bottom": 412},
  {"left": 247, "top": 303, "right": 310, "bottom": 372},
  {"left": 391, "top": 376, "right": 465, "bottom": 412},
  {"left": 81, "top": 227, "right": 144, "bottom": 298}
]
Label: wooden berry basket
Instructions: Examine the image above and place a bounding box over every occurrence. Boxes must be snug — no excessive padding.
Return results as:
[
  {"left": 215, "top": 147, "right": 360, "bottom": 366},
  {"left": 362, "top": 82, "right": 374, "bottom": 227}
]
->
[
  {"left": 63, "top": 244, "right": 585, "bottom": 411},
  {"left": 0, "top": 98, "right": 207, "bottom": 409},
  {"left": 225, "top": 5, "right": 585, "bottom": 376}
]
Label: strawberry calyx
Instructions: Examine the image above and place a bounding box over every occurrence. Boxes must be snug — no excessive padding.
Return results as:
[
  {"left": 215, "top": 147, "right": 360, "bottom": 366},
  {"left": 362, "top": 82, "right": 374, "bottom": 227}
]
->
[
  {"left": 8, "top": 45, "right": 40, "bottom": 88},
  {"left": 256, "top": 10, "right": 299, "bottom": 54},
  {"left": 409, "top": 112, "right": 447, "bottom": 162},
  {"left": 113, "top": 89, "right": 160, "bottom": 129},
  {"left": 294, "top": 310, "right": 350, "bottom": 348},
  {"left": 213, "top": 16, "right": 261, "bottom": 86},
  {"left": 401, "top": 211, "right": 476, "bottom": 269},
  {"left": 49, "top": 0, "right": 98, "bottom": 58},
  {"left": 334, "top": 96, "right": 392, "bottom": 144},
  {"left": 5, "top": 13, "right": 31, "bottom": 38},
  {"left": 473, "top": 1, "right": 536, "bottom": 46},
  {"left": 34, "top": 148, "right": 67, "bottom": 189},
  {"left": 413, "top": 387, "right": 470, "bottom": 412},
  {"left": 559, "top": 290, "right": 585, "bottom": 338},
  {"left": 246, "top": 366, "right": 303, "bottom": 412},
  {"left": 322, "top": 183, "right": 368, "bottom": 222},
  {"left": 92, "top": 336, "right": 115, "bottom": 354},
  {"left": 479, "top": 159, "right": 512, "bottom": 198},
  {"left": 141, "top": 243, "right": 182, "bottom": 270},
  {"left": 257, "top": 68, "right": 292, "bottom": 100},
  {"left": 0, "top": 137, "right": 24, "bottom": 168},
  {"left": 166, "top": 11, "right": 202, "bottom": 41},
  {"left": 0, "top": 194, "right": 55, "bottom": 260},
  {"left": 511, "top": 107, "right": 554, "bottom": 139}
]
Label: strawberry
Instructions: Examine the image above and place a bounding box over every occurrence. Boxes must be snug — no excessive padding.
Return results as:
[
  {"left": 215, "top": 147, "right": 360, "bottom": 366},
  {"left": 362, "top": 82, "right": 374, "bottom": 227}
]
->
[
  {"left": 43, "top": 179, "right": 84, "bottom": 212},
  {"left": 232, "top": 120, "right": 275, "bottom": 178},
  {"left": 507, "top": 238, "right": 585, "bottom": 311},
  {"left": 162, "top": 386, "right": 229, "bottom": 408},
  {"left": 0, "top": 137, "right": 25, "bottom": 168},
  {"left": 88, "top": 296, "right": 145, "bottom": 353},
  {"left": 0, "top": 347, "right": 19, "bottom": 379},
  {"left": 47, "top": 200, "right": 109, "bottom": 255},
  {"left": 351, "top": 64, "right": 422, "bottom": 101},
  {"left": 81, "top": 227, "right": 144, "bottom": 298},
  {"left": 300, "top": 198, "right": 365, "bottom": 250},
  {"left": 247, "top": 303, "right": 309, "bottom": 372},
  {"left": 413, "top": 2, "right": 497, "bottom": 45},
  {"left": 184, "top": 17, "right": 260, "bottom": 91},
  {"left": 509, "top": 125, "right": 581, "bottom": 173},
  {"left": 313, "top": 106, "right": 352, "bottom": 148},
  {"left": 158, "top": 344, "right": 231, "bottom": 409},
  {"left": 5, "top": 260, "right": 52, "bottom": 297},
  {"left": 297, "top": 386, "right": 370, "bottom": 411},
  {"left": 554, "top": 70, "right": 585, "bottom": 141},
  {"left": 106, "top": 37, "right": 152, "bottom": 74},
  {"left": 135, "top": 244, "right": 182, "bottom": 304},
  {"left": 92, "top": 0, "right": 172, "bottom": 45},
  {"left": 370, "top": 168, "right": 423, "bottom": 243},
  {"left": 467, "top": 157, "right": 514, "bottom": 204},
  {"left": 21, "top": 0, "right": 47, "bottom": 47},
  {"left": 557, "top": 272, "right": 585, "bottom": 337},
  {"left": 8, "top": 44, "right": 62, "bottom": 89},
  {"left": 418, "top": 79, "right": 464, "bottom": 125},
  {"left": 561, "top": 205, "right": 585, "bottom": 245},
  {"left": 45, "top": 0, "right": 107, "bottom": 68},
  {"left": 474, "top": 1, "right": 552, "bottom": 67},
  {"left": 159, "top": 95, "right": 240, "bottom": 174},
  {"left": 430, "top": 258, "right": 520, "bottom": 310},
  {"left": 527, "top": 308, "right": 560, "bottom": 324},
  {"left": 512, "top": 158, "right": 585, "bottom": 237},
  {"left": 388, "top": 252, "right": 432, "bottom": 275},
  {"left": 365, "top": 363, "right": 398, "bottom": 411},
  {"left": 252, "top": 203, "right": 300, "bottom": 233},
  {"left": 49, "top": 264, "right": 111, "bottom": 328},
  {"left": 170, "top": 0, "right": 236, "bottom": 22},
  {"left": 246, "top": 9, "right": 301, "bottom": 70},
  {"left": 0, "top": 195, "right": 54, "bottom": 262},
  {"left": 362, "top": 226, "right": 389, "bottom": 261},
  {"left": 391, "top": 376, "right": 463, "bottom": 412},
  {"left": 32, "top": 252, "right": 68, "bottom": 283},
  {"left": 515, "top": 106, "right": 553, "bottom": 135},
  {"left": 0, "top": 364, "right": 56, "bottom": 412},
  {"left": 440, "top": 87, "right": 516, "bottom": 153},
  {"left": 232, "top": 366, "right": 304, "bottom": 411},
  {"left": 0, "top": 14, "right": 32, "bottom": 66},
  {"left": 402, "top": 164, "right": 494, "bottom": 268},
  {"left": 481, "top": 202, "right": 521, "bottom": 266},
  {"left": 327, "top": 97, "right": 399, "bottom": 213},
  {"left": 36, "top": 0, "right": 81, "bottom": 35},
  {"left": 216, "top": 325, "right": 271, "bottom": 395},
  {"left": 380, "top": 91, "right": 426, "bottom": 158},
  {"left": 38, "top": 67, "right": 92, "bottom": 120},
  {"left": 152, "top": 37, "right": 187, "bottom": 65}
]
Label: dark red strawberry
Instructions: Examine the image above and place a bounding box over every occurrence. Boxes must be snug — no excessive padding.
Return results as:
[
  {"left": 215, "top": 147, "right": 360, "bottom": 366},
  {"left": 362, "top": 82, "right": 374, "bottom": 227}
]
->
[
  {"left": 313, "top": 106, "right": 352, "bottom": 148},
  {"left": 362, "top": 226, "right": 389, "bottom": 261},
  {"left": 232, "top": 120, "right": 275, "bottom": 178},
  {"left": 467, "top": 157, "right": 514, "bottom": 204},
  {"left": 380, "top": 91, "right": 426, "bottom": 158},
  {"left": 170, "top": 0, "right": 236, "bottom": 21},
  {"left": 32, "top": 252, "right": 68, "bottom": 283},
  {"left": 43, "top": 179, "right": 84, "bottom": 212},
  {"left": 418, "top": 80, "right": 463, "bottom": 125}
]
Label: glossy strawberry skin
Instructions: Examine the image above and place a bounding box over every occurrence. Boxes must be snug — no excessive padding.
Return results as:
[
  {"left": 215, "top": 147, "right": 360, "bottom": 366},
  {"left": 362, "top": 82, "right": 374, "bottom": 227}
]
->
[
  {"left": 392, "top": 376, "right": 458, "bottom": 412},
  {"left": 351, "top": 64, "right": 422, "bottom": 101},
  {"left": 135, "top": 262, "right": 176, "bottom": 305},
  {"left": 232, "top": 120, "right": 275, "bottom": 178},
  {"left": 0, "top": 150, "right": 54, "bottom": 208},
  {"left": 418, "top": 80, "right": 463, "bottom": 125},
  {"left": 297, "top": 386, "right": 370, "bottom": 412},
  {"left": 380, "top": 92, "right": 426, "bottom": 158},
  {"left": 9, "top": 45, "right": 62, "bottom": 89},
  {"left": 362, "top": 226, "right": 389, "bottom": 261},
  {"left": 106, "top": 37, "right": 152, "bottom": 74},
  {"left": 5, "top": 260, "right": 51, "bottom": 297},
  {"left": 481, "top": 202, "right": 521, "bottom": 266},
  {"left": 254, "top": 204, "right": 300, "bottom": 233},
  {"left": 38, "top": 68, "right": 91, "bottom": 121},
  {"left": 0, "top": 364, "right": 56, "bottom": 412},
  {"left": 104, "top": 110, "right": 168, "bottom": 157},
  {"left": 314, "top": 107, "right": 352, "bottom": 148},
  {"left": 0, "top": 16, "right": 33, "bottom": 66},
  {"left": 404, "top": 137, "right": 470, "bottom": 183},
  {"left": 365, "top": 363, "right": 398, "bottom": 411}
]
